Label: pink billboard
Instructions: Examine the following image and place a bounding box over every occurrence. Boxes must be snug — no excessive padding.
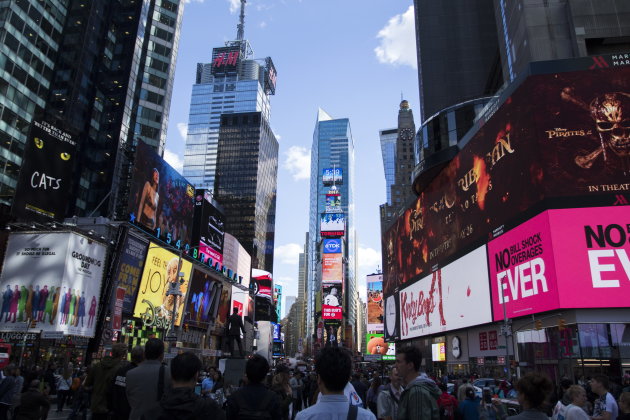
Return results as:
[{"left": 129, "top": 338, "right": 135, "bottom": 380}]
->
[{"left": 488, "top": 212, "right": 560, "bottom": 321}]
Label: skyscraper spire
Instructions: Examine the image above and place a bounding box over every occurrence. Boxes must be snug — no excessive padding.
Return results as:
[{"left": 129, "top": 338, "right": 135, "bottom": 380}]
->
[{"left": 236, "top": 0, "right": 246, "bottom": 41}]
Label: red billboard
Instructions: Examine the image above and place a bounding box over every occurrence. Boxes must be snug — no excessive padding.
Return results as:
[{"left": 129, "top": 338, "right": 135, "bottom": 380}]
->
[
  {"left": 383, "top": 59, "right": 630, "bottom": 296},
  {"left": 322, "top": 283, "right": 342, "bottom": 320}
]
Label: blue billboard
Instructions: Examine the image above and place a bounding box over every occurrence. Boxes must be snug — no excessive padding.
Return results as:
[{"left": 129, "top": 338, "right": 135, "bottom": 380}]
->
[
  {"left": 322, "top": 168, "right": 343, "bottom": 184},
  {"left": 323, "top": 239, "right": 342, "bottom": 254},
  {"left": 272, "top": 322, "right": 281, "bottom": 341}
]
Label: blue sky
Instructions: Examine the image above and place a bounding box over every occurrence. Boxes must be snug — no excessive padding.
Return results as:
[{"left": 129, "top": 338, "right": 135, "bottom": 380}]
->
[{"left": 164, "top": 0, "right": 419, "bottom": 316}]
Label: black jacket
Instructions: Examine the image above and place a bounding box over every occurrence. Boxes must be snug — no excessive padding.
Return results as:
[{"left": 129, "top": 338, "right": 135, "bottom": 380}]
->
[
  {"left": 15, "top": 389, "right": 50, "bottom": 420},
  {"left": 227, "top": 314, "right": 245, "bottom": 336},
  {"left": 111, "top": 361, "right": 139, "bottom": 420},
  {"left": 141, "top": 387, "right": 225, "bottom": 420},
  {"left": 226, "top": 383, "right": 281, "bottom": 420}
]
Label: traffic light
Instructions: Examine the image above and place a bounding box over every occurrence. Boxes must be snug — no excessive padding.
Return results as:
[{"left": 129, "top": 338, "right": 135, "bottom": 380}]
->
[
  {"left": 559, "top": 319, "right": 567, "bottom": 330},
  {"left": 535, "top": 320, "right": 543, "bottom": 330}
]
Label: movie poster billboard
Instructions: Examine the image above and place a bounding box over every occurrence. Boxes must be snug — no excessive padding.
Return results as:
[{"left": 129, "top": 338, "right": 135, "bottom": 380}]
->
[
  {"left": 12, "top": 121, "right": 77, "bottom": 221},
  {"left": 367, "top": 274, "right": 384, "bottom": 332},
  {"left": 212, "top": 285, "right": 232, "bottom": 336},
  {"left": 112, "top": 233, "right": 148, "bottom": 314},
  {"left": 183, "top": 269, "right": 223, "bottom": 328},
  {"left": 192, "top": 190, "right": 225, "bottom": 265},
  {"left": 322, "top": 254, "right": 343, "bottom": 283},
  {"left": 133, "top": 243, "right": 193, "bottom": 327},
  {"left": 320, "top": 213, "right": 345, "bottom": 237},
  {"left": 400, "top": 246, "right": 492, "bottom": 340},
  {"left": 0, "top": 232, "right": 106, "bottom": 337},
  {"left": 322, "top": 283, "right": 342, "bottom": 320},
  {"left": 127, "top": 141, "right": 195, "bottom": 249},
  {"left": 325, "top": 193, "right": 341, "bottom": 213},
  {"left": 322, "top": 168, "right": 343, "bottom": 184},
  {"left": 382, "top": 59, "right": 630, "bottom": 296}
]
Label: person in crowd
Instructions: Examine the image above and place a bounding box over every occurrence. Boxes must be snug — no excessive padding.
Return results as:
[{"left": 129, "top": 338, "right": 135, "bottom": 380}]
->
[
  {"left": 553, "top": 379, "right": 574, "bottom": 420},
  {"left": 507, "top": 372, "right": 553, "bottom": 420},
  {"left": 127, "top": 338, "right": 171, "bottom": 420},
  {"left": 272, "top": 368, "right": 292, "bottom": 420},
  {"left": 366, "top": 376, "right": 382, "bottom": 415},
  {"left": 226, "top": 354, "right": 281, "bottom": 419},
  {"left": 226, "top": 307, "right": 246, "bottom": 358},
  {"left": 112, "top": 345, "right": 144, "bottom": 420},
  {"left": 84, "top": 343, "right": 128, "bottom": 420},
  {"left": 458, "top": 379, "right": 475, "bottom": 402},
  {"left": 211, "top": 370, "right": 224, "bottom": 394},
  {"left": 563, "top": 385, "right": 590, "bottom": 420},
  {"left": 0, "top": 364, "right": 18, "bottom": 420},
  {"left": 351, "top": 373, "right": 368, "bottom": 408},
  {"left": 201, "top": 369, "right": 215, "bottom": 398},
  {"left": 437, "top": 382, "right": 459, "bottom": 420},
  {"left": 459, "top": 387, "right": 481, "bottom": 420},
  {"left": 302, "top": 370, "right": 312, "bottom": 409},
  {"left": 591, "top": 375, "right": 619, "bottom": 420},
  {"left": 43, "top": 363, "right": 56, "bottom": 397},
  {"left": 55, "top": 367, "right": 72, "bottom": 412},
  {"left": 295, "top": 347, "right": 375, "bottom": 420},
  {"left": 9, "top": 367, "right": 23, "bottom": 417},
  {"left": 618, "top": 392, "right": 630, "bottom": 420},
  {"left": 377, "top": 367, "right": 404, "bottom": 420},
  {"left": 13, "top": 379, "right": 49, "bottom": 420},
  {"left": 68, "top": 368, "right": 89, "bottom": 420},
  {"left": 395, "top": 345, "right": 440, "bottom": 420},
  {"left": 290, "top": 371, "right": 304, "bottom": 419},
  {"left": 141, "top": 352, "right": 224, "bottom": 420},
  {"left": 479, "top": 388, "right": 506, "bottom": 420}
]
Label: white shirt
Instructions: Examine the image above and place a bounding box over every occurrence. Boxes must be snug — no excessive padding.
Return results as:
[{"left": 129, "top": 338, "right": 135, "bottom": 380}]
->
[
  {"left": 317, "top": 382, "right": 363, "bottom": 406},
  {"left": 565, "top": 404, "right": 590, "bottom": 420},
  {"left": 297, "top": 394, "right": 375, "bottom": 420}
]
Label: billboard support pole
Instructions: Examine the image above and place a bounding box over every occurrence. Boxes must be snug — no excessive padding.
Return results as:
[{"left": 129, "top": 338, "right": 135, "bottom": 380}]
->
[
  {"left": 501, "top": 296, "right": 512, "bottom": 381},
  {"left": 18, "top": 318, "right": 30, "bottom": 368}
]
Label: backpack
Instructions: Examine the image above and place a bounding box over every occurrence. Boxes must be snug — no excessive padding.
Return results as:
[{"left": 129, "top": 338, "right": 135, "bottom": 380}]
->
[
  {"left": 231, "top": 390, "right": 274, "bottom": 420},
  {"left": 438, "top": 394, "right": 456, "bottom": 420}
]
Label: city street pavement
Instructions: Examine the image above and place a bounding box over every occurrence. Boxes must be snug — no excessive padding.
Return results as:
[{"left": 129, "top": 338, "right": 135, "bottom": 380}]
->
[{"left": 45, "top": 406, "right": 74, "bottom": 420}]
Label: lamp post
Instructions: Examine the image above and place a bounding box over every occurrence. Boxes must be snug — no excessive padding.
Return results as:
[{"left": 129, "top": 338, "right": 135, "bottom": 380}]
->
[{"left": 500, "top": 289, "right": 512, "bottom": 381}]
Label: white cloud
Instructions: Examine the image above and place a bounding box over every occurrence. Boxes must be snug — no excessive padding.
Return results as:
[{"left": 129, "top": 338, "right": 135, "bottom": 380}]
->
[
  {"left": 228, "top": 0, "right": 240, "bottom": 13},
  {"left": 358, "top": 246, "right": 382, "bottom": 272},
  {"left": 183, "top": 0, "right": 205, "bottom": 3},
  {"left": 163, "top": 149, "right": 184, "bottom": 173},
  {"left": 374, "top": 6, "right": 417, "bottom": 69},
  {"left": 177, "top": 122, "right": 187, "bottom": 141},
  {"left": 274, "top": 243, "right": 302, "bottom": 265},
  {"left": 259, "top": 21, "right": 267, "bottom": 29},
  {"left": 283, "top": 146, "right": 311, "bottom": 181}
]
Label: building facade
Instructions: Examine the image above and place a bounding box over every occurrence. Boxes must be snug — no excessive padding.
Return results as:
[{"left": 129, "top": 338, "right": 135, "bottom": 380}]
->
[{"left": 379, "top": 128, "right": 397, "bottom": 206}]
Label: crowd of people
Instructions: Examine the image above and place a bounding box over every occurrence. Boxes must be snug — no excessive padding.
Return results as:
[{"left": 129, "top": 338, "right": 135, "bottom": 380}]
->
[{"left": 0, "top": 341, "right": 629, "bottom": 420}]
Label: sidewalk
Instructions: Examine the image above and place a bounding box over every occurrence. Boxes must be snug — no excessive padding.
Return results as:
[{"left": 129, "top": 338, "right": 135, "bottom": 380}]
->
[{"left": 45, "top": 406, "right": 75, "bottom": 420}]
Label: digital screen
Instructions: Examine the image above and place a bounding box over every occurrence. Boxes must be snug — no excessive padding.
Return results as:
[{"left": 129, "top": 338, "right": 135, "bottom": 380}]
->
[
  {"left": 323, "top": 239, "right": 342, "bottom": 254},
  {"left": 322, "top": 283, "right": 342, "bottom": 320},
  {"left": 111, "top": 233, "right": 148, "bottom": 314},
  {"left": 183, "top": 269, "right": 223, "bottom": 328},
  {"left": 322, "top": 168, "right": 343, "bottom": 184},
  {"left": 211, "top": 46, "right": 241, "bottom": 74},
  {"left": 320, "top": 213, "right": 345, "bottom": 237},
  {"left": 432, "top": 343, "right": 446, "bottom": 362},
  {"left": 325, "top": 194, "right": 341, "bottom": 213},
  {"left": 366, "top": 274, "right": 383, "bottom": 332},
  {"left": 322, "top": 254, "right": 343, "bottom": 283},
  {"left": 192, "top": 190, "right": 225, "bottom": 264}
]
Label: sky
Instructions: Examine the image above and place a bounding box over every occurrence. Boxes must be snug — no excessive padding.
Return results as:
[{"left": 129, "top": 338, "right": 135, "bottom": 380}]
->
[{"left": 163, "top": 0, "right": 419, "bottom": 317}]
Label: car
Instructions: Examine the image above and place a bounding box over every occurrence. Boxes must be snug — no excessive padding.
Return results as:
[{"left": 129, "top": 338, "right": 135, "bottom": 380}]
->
[
  {"left": 447, "top": 383, "right": 483, "bottom": 398},
  {"left": 472, "top": 378, "right": 511, "bottom": 394}
]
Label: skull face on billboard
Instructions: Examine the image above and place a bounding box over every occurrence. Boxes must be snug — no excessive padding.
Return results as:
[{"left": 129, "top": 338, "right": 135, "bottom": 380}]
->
[{"left": 590, "top": 92, "right": 630, "bottom": 159}]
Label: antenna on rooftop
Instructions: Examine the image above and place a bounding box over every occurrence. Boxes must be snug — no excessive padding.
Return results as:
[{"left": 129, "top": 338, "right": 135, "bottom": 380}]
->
[{"left": 236, "top": 0, "right": 246, "bottom": 41}]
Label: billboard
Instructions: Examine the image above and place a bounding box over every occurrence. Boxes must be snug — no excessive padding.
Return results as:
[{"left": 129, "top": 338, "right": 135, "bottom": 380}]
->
[
  {"left": 212, "top": 284, "right": 232, "bottom": 336},
  {"left": 192, "top": 190, "right": 225, "bottom": 265},
  {"left": 133, "top": 243, "right": 193, "bottom": 327},
  {"left": 320, "top": 213, "right": 345, "bottom": 237},
  {"left": 0, "top": 232, "right": 106, "bottom": 337},
  {"left": 272, "top": 322, "right": 281, "bottom": 341},
  {"left": 183, "top": 269, "right": 223, "bottom": 328},
  {"left": 112, "top": 233, "right": 148, "bottom": 314},
  {"left": 400, "top": 246, "right": 492, "bottom": 340},
  {"left": 252, "top": 269, "right": 273, "bottom": 300},
  {"left": 325, "top": 193, "right": 341, "bottom": 213},
  {"left": 12, "top": 120, "right": 77, "bottom": 221},
  {"left": 322, "top": 168, "right": 343, "bottom": 184},
  {"left": 230, "top": 285, "right": 249, "bottom": 318},
  {"left": 322, "top": 253, "right": 343, "bottom": 283},
  {"left": 367, "top": 274, "right": 384, "bottom": 332},
  {"left": 127, "top": 141, "right": 195, "bottom": 250},
  {"left": 222, "top": 233, "right": 251, "bottom": 288},
  {"left": 274, "top": 284, "right": 282, "bottom": 321},
  {"left": 384, "top": 291, "right": 400, "bottom": 342},
  {"left": 322, "top": 283, "right": 342, "bottom": 320},
  {"left": 382, "top": 60, "right": 630, "bottom": 296},
  {"left": 432, "top": 343, "right": 446, "bottom": 362},
  {"left": 211, "top": 45, "right": 241, "bottom": 74},
  {"left": 323, "top": 239, "right": 342, "bottom": 254},
  {"left": 264, "top": 57, "right": 277, "bottom": 95}
]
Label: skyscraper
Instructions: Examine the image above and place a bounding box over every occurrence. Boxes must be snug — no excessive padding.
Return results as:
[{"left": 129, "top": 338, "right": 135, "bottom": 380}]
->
[
  {"left": 307, "top": 109, "right": 357, "bottom": 351},
  {"left": 379, "top": 128, "right": 397, "bottom": 206},
  {"left": 182, "top": 0, "right": 276, "bottom": 192}
]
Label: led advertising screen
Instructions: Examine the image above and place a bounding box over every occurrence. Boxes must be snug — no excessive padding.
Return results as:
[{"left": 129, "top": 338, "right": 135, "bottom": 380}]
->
[
  {"left": 320, "top": 213, "right": 345, "bottom": 237},
  {"left": 192, "top": 190, "right": 225, "bottom": 265},
  {"left": 230, "top": 285, "right": 249, "bottom": 318},
  {"left": 264, "top": 57, "right": 277, "bottom": 95},
  {"left": 12, "top": 121, "right": 77, "bottom": 221},
  {"left": 325, "top": 193, "right": 341, "bottom": 213},
  {"left": 322, "top": 253, "right": 343, "bottom": 283},
  {"left": 400, "top": 246, "right": 492, "bottom": 340},
  {"left": 252, "top": 269, "right": 273, "bottom": 300},
  {"left": 222, "top": 233, "right": 251, "bottom": 288},
  {"left": 272, "top": 322, "right": 281, "bottom": 341},
  {"left": 212, "top": 285, "right": 232, "bottom": 336},
  {"left": 0, "top": 232, "right": 106, "bottom": 337},
  {"left": 183, "top": 269, "right": 223, "bottom": 328},
  {"left": 127, "top": 141, "right": 195, "bottom": 249},
  {"left": 384, "top": 291, "right": 400, "bottom": 342},
  {"left": 382, "top": 60, "right": 630, "bottom": 297},
  {"left": 432, "top": 343, "right": 446, "bottom": 362},
  {"left": 322, "top": 283, "right": 342, "bottom": 320},
  {"left": 112, "top": 233, "right": 148, "bottom": 314},
  {"left": 366, "top": 274, "right": 383, "bottom": 332},
  {"left": 366, "top": 333, "right": 396, "bottom": 360},
  {"left": 322, "top": 168, "right": 343, "bottom": 184},
  {"left": 274, "top": 284, "right": 282, "bottom": 321},
  {"left": 323, "top": 238, "right": 342, "bottom": 254},
  {"left": 133, "top": 242, "right": 193, "bottom": 327}
]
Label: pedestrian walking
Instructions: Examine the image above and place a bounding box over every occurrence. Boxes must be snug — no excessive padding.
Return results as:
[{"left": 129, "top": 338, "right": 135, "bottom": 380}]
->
[
  {"left": 437, "top": 383, "right": 459, "bottom": 420},
  {"left": 0, "top": 364, "right": 19, "bottom": 420},
  {"left": 394, "top": 345, "right": 440, "bottom": 420},
  {"left": 564, "top": 385, "right": 590, "bottom": 420},
  {"left": 140, "top": 352, "right": 225, "bottom": 420},
  {"left": 295, "top": 346, "right": 375, "bottom": 420},
  {"left": 126, "top": 338, "right": 171, "bottom": 420},
  {"left": 226, "top": 354, "right": 282, "bottom": 419},
  {"left": 459, "top": 388, "right": 481, "bottom": 420},
  {"left": 290, "top": 371, "right": 304, "bottom": 419},
  {"left": 507, "top": 372, "right": 553, "bottom": 420},
  {"left": 351, "top": 373, "right": 368, "bottom": 408},
  {"left": 377, "top": 367, "right": 404, "bottom": 420},
  {"left": 111, "top": 345, "right": 144, "bottom": 420},
  {"left": 591, "top": 375, "right": 619, "bottom": 420},
  {"left": 272, "top": 368, "right": 292, "bottom": 420},
  {"left": 13, "top": 379, "right": 49, "bottom": 420},
  {"left": 552, "top": 379, "right": 573, "bottom": 420},
  {"left": 618, "top": 392, "right": 630, "bottom": 420},
  {"left": 479, "top": 388, "right": 506, "bottom": 420},
  {"left": 84, "top": 343, "right": 128, "bottom": 420},
  {"left": 458, "top": 379, "right": 474, "bottom": 402},
  {"left": 54, "top": 368, "right": 72, "bottom": 412}
]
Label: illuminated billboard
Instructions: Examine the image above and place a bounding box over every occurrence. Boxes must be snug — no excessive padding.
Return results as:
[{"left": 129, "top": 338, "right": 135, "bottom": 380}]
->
[
  {"left": 365, "top": 333, "right": 395, "bottom": 360},
  {"left": 127, "top": 141, "right": 195, "bottom": 249},
  {"left": 383, "top": 58, "right": 630, "bottom": 296},
  {"left": 192, "top": 190, "right": 225, "bottom": 265},
  {"left": 211, "top": 45, "right": 241, "bottom": 75},
  {"left": 264, "top": 57, "right": 277, "bottom": 95},
  {"left": 366, "top": 274, "right": 383, "bottom": 332},
  {"left": 322, "top": 283, "right": 342, "bottom": 320},
  {"left": 432, "top": 343, "right": 446, "bottom": 362},
  {"left": 322, "top": 168, "right": 343, "bottom": 184},
  {"left": 12, "top": 121, "right": 77, "bottom": 221},
  {"left": 323, "top": 239, "right": 342, "bottom": 254},
  {"left": 133, "top": 242, "right": 193, "bottom": 327},
  {"left": 183, "top": 269, "right": 223, "bottom": 328},
  {"left": 112, "top": 233, "right": 148, "bottom": 314},
  {"left": 320, "top": 213, "right": 345, "bottom": 237},
  {"left": 322, "top": 254, "right": 343, "bottom": 283},
  {"left": 222, "top": 233, "right": 251, "bottom": 288},
  {"left": 0, "top": 232, "right": 106, "bottom": 337},
  {"left": 325, "top": 193, "right": 341, "bottom": 213}
]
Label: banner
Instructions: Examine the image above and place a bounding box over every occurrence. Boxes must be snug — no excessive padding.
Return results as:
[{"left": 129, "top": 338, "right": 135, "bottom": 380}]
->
[
  {"left": 12, "top": 121, "right": 77, "bottom": 221},
  {"left": 112, "top": 234, "right": 148, "bottom": 314},
  {"left": 400, "top": 246, "right": 492, "bottom": 340},
  {"left": 323, "top": 239, "right": 342, "bottom": 254},
  {"left": 322, "top": 283, "right": 342, "bottom": 320},
  {"left": 133, "top": 243, "right": 193, "bottom": 327},
  {"left": 322, "top": 254, "right": 343, "bottom": 283},
  {"left": 0, "top": 232, "right": 106, "bottom": 337},
  {"left": 112, "top": 288, "right": 126, "bottom": 331},
  {"left": 366, "top": 274, "right": 383, "bottom": 331},
  {"left": 184, "top": 269, "right": 223, "bottom": 328}
]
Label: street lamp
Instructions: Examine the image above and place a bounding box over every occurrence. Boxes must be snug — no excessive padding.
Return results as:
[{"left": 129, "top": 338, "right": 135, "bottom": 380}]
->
[{"left": 500, "top": 288, "right": 512, "bottom": 381}]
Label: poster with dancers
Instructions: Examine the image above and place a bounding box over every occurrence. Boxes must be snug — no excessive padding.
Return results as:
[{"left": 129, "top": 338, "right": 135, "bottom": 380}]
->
[{"left": 0, "top": 232, "right": 106, "bottom": 337}]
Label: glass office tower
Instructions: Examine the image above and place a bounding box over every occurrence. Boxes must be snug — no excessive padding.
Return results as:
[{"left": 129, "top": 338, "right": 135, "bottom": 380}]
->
[{"left": 307, "top": 109, "right": 357, "bottom": 349}]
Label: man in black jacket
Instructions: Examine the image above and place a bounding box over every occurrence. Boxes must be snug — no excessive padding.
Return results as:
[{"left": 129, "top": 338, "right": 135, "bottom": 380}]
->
[
  {"left": 111, "top": 345, "right": 144, "bottom": 420},
  {"left": 226, "top": 307, "right": 246, "bottom": 358},
  {"left": 141, "top": 352, "right": 225, "bottom": 420},
  {"left": 226, "top": 355, "right": 281, "bottom": 420}
]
